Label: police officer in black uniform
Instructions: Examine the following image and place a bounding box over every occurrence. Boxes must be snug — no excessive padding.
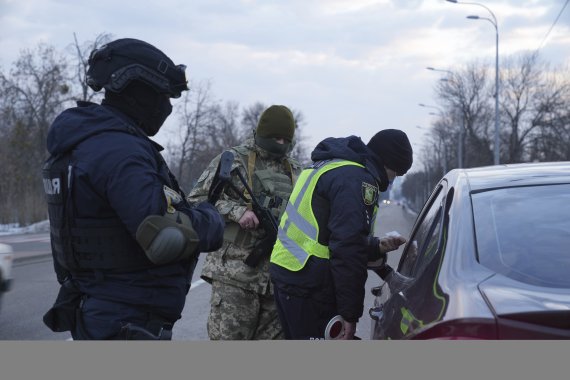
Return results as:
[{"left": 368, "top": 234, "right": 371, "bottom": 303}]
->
[
  {"left": 42, "top": 38, "right": 224, "bottom": 340},
  {"left": 270, "top": 130, "right": 413, "bottom": 339}
]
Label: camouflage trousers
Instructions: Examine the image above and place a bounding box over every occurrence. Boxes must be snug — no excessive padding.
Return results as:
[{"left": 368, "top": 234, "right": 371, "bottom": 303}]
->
[{"left": 207, "top": 280, "right": 284, "bottom": 340}]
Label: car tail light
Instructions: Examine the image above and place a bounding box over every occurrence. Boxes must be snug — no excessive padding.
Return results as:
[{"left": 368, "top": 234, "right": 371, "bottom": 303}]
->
[
  {"left": 410, "top": 318, "right": 498, "bottom": 340},
  {"left": 406, "top": 316, "right": 570, "bottom": 340},
  {"left": 497, "top": 311, "right": 570, "bottom": 339},
  {"left": 430, "top": 336, "right": 485, "bottom": 340}
]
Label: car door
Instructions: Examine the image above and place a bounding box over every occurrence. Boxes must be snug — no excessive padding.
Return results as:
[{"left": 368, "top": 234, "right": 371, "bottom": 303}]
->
[{"left": 372, "top": 182, "right": 448, "bottom": 339}]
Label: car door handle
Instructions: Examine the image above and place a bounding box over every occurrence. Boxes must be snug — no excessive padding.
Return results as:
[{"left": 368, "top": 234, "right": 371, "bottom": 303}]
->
[
  {"left": 369, "top": 305, "right": 384, "bottom": 321},
  {"left": 371, "top": 286, "right": 382, "bottom": 296}
]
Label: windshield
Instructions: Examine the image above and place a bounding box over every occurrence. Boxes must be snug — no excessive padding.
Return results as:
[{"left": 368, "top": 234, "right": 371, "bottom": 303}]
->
[{"left": 472, "top": 183, "right": 570, "bottom": 288}]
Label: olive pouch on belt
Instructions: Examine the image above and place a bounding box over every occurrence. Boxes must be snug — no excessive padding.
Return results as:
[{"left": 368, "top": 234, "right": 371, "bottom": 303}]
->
[{"left": 43, "top": 280, "right": 83, "bottom": 333}]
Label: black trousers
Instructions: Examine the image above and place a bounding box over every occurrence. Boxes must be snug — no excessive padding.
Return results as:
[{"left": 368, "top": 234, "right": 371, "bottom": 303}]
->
[
  {"left": 44, "top": 286, "right": 173, "bottom": 340},
  {"left": 73, "top": 297, "right": 173, "bottom": 340},
  {"left": 273, "top": 286, "right": 336, "bottom": 340}
]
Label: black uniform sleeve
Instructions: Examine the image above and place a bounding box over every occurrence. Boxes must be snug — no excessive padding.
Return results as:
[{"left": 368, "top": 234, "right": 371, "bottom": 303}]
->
[
  {"left": 102, "top": 137, "right": 224, "bottom": 252},
  {"left": 177, "top": 202, "right": 224, "bottom": 253},
  {"left": 317, "top": 166, "right": 377, "bottom": 322}
]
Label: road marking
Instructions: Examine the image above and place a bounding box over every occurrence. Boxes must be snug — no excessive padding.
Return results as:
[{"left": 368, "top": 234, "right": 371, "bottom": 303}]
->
[
  {"left": 0, "top": 235, "right": 51, "bottom": 244},
  {"left": 190, "top": 279, "right": 206, "bottom": 290}
]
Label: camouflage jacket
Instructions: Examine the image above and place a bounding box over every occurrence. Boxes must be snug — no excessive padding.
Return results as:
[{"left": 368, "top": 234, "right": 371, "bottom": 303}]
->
[{"left": 187, "top": 139, "right": 302, "bottom": 295}]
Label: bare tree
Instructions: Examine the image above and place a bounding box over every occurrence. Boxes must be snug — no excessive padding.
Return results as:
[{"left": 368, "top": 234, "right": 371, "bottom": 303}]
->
[
  {"left": 166, "top": 80, "right": 217, "bottom": 189},
  {"left": 426, "top": 119, "right": 452, "bottom": 177},
  {"left": 240, "top": 102, "right": 267, "bottom": 136},
  {"left": 492, "top": 52, "right": 570, "bottom": 163},
  {"left": 0, "top": 43, "right": 70, "bottom": 223},
  {"left": 206, "top": 100, "right": 242, "bottom": 155},
  {"left": 435, "top": 62, "right": 495, "bottom": 167},
  {"left": 401, "top": 171, "right": 430, "bottom": 212},
  {"left": 68, "top": 32, "right": 113, "bottom": 102},
  {"left": 2, "top": 44, "right": 70, "bottom": 158},
  {"left": 288, "top": 109, "right": 310, "bottom": 165},
  {"left": 405, "top": 54, "right": 570, "bottom": 210},
  {"left": 0, "top": 37, "right": 315, "bottom": 224},
  {"left": 528, "top": 75, "right": 570, "bottom": 162}
]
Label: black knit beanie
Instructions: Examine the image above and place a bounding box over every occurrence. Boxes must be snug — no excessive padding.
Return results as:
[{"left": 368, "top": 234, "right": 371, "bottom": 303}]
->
[{"left": 367, "top": 129, "right": 413, "bottom": 175}]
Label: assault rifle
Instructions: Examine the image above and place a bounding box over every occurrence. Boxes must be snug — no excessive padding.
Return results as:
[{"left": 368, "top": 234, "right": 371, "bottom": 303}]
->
[
  {"left": 230, "top": 168, "right": 280, "bottom": 267},
  {"left": 207, "top": 150, "right": 280, "bottom": 267},
  {"left": 207, "top": 151, "right": 235, "bottom": 205}
]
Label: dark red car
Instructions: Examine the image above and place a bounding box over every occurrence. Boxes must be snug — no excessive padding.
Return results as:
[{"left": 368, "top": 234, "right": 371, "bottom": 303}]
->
[{"left": 370, "top": 162, "right": 570, "bottom": 339}]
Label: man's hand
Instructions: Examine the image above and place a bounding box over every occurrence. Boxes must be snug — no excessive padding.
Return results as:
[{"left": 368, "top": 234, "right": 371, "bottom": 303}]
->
[
  {"left": 378, "top": 235, "right": 407, "bottom": 254},
  {"left": 340, "top": 321, "right": 356, "bottom": 340},
  {"left": 239, "top": 210, "right": 259, "bottom": 230}
]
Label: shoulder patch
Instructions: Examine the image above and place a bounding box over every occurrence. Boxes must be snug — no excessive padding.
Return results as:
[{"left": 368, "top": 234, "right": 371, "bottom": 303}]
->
[
  {"left": 362, "top": 182, "right": 378, "bottom": 206},
  {"left": 164, "top": 185, "right": 182, "bottom": 213}
]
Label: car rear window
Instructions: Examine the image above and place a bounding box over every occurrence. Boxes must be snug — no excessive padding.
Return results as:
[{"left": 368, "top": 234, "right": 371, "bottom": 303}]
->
[{"left": 472, "top": 183, "right": 570, "bottom": 288}]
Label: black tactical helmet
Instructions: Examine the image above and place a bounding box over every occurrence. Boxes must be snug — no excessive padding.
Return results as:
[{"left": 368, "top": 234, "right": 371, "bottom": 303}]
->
[{"left": 86, "top": 38, "right": 189, "bottom": 98}]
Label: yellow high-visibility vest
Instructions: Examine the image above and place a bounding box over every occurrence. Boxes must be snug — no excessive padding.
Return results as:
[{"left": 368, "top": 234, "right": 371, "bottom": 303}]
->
[{"left": 270, "top": 159, "right": 378, "bottom": 271}]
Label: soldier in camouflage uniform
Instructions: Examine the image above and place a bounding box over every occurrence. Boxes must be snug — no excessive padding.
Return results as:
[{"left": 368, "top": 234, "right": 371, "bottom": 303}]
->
[{"left": 187, "top": 105, "right": 302, "bottom": 340}]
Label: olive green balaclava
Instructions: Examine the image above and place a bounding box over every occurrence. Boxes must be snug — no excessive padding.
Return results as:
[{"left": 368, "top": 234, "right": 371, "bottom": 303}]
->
[{"left": 255, "top": 105, "right": 296, "bottom": 158}]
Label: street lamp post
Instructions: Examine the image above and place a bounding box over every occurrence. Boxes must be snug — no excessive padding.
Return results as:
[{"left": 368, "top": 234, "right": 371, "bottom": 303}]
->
[
  {"left": 418, "top": 123, "right": 447, "bottom": 175},
  {"left": 447, "top": 0, "right": 500, "bottom": 165},
  {"left": 418, "top": 103, "right": 454, "bottom": 170},
  {"left": 426, "top": 67, "right": 454, "bottom": 76},
  {"left": 415, "top": 126, "right": 433, "bottom": 200},
  {"left": 424, "top": 67, "right": 464, "bottom": 168}
]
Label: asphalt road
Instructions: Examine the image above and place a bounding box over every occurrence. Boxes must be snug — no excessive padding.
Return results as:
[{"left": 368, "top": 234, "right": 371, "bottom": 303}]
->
[
  {"left": 0, "top": 236, "right": 209, "bottom": 340},
  {"left": 0, "top": 254, "right": 67, "bottom": 340},
  {"left": 0, "top": 202, "right": 416, "bottom": 340}
]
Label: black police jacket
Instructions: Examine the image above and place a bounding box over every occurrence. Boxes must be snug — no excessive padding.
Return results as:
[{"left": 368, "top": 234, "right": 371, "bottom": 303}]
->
[
  {"left": 45, "top": 101, "right": 223, "bottom": 320},
  {"left": 270, "top": 136, "right": 387, "bottom": 323}
]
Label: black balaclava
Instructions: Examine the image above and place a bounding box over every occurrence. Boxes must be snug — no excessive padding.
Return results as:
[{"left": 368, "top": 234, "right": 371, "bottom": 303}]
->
[
  {"left": 368, "top": 153, "right": 391, "bottom": 192},
  {"left": 254, "top": 105, "right": 296, "bottom": 158},
  {"left": 103, "top": 80, "right": 172, "bottom": 136}
]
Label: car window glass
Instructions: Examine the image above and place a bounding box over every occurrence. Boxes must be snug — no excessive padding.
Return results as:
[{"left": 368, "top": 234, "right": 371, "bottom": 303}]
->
[
  {"left": 472, "top": 183, "right": 570, "bottom": 288},
  {"left": 399, "top": 185, "right": 444, "bottom": 277}
]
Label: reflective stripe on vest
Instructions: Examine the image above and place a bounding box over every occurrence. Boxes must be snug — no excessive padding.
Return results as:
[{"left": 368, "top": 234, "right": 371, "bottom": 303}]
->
[{"left": 270, "top": 159, "right": 364, "bottom": 271}]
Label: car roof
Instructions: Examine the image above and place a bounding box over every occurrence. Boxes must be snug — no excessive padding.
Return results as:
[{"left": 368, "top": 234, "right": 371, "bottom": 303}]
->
[{"left": 446, "top": 161, "right": 570, "bottom": 191}]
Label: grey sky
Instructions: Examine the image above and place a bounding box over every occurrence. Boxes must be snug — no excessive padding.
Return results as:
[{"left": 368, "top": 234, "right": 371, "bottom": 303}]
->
[{"left": 1, "top": 0, "right": 569, "bottom": 172}]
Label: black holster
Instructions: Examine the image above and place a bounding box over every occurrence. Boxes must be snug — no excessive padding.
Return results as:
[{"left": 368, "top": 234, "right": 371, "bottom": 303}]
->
[
  {"left": 43, "top": 279, "right": 83, "bottom": 333},
  {"left": 116, "top": 322, "right": 173, "bottom": 340},
  {"left": 72, "top": 308, "right": 174, "bottom": 341}
]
